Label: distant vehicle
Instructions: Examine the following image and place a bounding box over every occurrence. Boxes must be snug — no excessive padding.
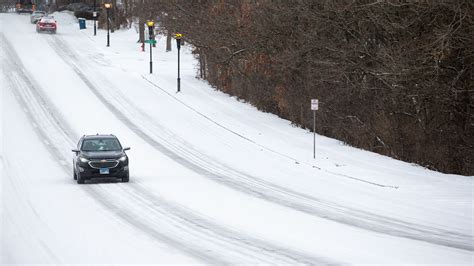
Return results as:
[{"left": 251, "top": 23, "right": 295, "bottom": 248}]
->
[
  {"left": 36, "top": 16, "right": 56, "bottom": 34},
  {"left": 72, "top": 134, "right": 130, "bottom": 184},
  {"left": 30, "top": 10, "right": 46, "bottom": 24},
  {"left": 16, "top": 0, "right": 35, "bottom": 13}
]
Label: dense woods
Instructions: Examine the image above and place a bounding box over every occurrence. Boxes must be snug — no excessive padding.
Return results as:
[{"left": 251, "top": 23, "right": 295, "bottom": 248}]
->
[
  {"left": 2, "top": 0, "right": 472, "bottom": 175},
  {"left": 158, "top": 1, "right": 474, "bottom": 176}
]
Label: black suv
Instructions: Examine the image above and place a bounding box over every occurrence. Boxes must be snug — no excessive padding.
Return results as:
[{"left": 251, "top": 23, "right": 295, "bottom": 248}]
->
[{"left": 72, "top": 134, "right": 130, "bottom": 184}]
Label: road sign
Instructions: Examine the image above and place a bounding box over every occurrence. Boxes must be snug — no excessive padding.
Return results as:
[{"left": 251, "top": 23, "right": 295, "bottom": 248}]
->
[
  {"left": 145, "top": 39, "right": 157, "bottom": 44},
  {"left": 311, "top": 99, "right": 319, "bottom": 159},
  {"left": 93, "top": 12, "right": 97, "bottom": 17},
  {"left": 311, "top": 99, "right": 319, "bottom": 110}
]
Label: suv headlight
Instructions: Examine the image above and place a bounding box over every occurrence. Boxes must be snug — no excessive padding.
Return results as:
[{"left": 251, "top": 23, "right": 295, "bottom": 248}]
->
[
  {"left": 119, "top": 155, "right": 127, "bottom": 162},
  {"left": 79, "top": 157, "right": 89, "bottom": 163}
]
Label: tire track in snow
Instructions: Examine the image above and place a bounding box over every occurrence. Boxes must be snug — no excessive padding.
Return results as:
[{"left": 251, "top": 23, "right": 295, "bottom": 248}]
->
[
  {"left": 1, "top": 32, "right": 331, "bottom": 265},
  {"left": 45, "top": 34, "right": 474, "bottom": 252},
  {"left": 1, "top": 159, "right": 61, "bottom": 264},
  {"left": 118, "top": 183, "right": 328, "bottom": 265},
  {"left": 1, "top": 34, "right": 220, "bottom": 264}
]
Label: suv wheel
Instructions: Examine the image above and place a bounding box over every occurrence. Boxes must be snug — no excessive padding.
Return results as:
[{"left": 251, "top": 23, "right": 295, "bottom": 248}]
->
[
  {"left": 121, "top": 172, "right": 129, "bottom": 183},
  {"left": 77, "top": 173, "right": 85, "bottom": 184}
]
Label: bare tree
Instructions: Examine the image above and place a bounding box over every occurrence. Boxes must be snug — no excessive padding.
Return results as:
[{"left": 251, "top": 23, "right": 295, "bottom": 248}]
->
[{"left": 155, "top": 0, "right": 473, "bottom": 175}]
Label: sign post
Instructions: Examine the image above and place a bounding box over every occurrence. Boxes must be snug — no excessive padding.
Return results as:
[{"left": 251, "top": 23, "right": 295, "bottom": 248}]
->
[
  {"left": 311, "top": 99, "right": 319, "bottom": 159},
  {"left": 146, "top": 20, "right": 155, "bottom": 74}
]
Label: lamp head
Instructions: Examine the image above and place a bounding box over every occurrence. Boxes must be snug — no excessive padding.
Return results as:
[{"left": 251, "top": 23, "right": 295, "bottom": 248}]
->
[
  {"left": 146, "top": 20, "right": 155, "bottom": 27},
  {"left": 104, "top": 3, "right": 112, "bottom": 9}
]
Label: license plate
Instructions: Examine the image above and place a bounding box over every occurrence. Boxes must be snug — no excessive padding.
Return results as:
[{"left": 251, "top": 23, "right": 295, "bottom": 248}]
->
[{"left": 100, "top": 168, "right": 109, "bottom": 174}]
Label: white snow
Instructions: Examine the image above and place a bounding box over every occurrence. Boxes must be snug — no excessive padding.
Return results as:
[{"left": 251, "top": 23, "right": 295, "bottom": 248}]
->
[{"left": 1, "top": 12, "right": 473, "bottom": 264}]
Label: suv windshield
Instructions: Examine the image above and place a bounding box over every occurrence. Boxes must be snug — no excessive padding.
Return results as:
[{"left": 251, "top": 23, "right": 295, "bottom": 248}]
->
[{"left": 81, "top": 138, "right": 122, "bottom": 151}]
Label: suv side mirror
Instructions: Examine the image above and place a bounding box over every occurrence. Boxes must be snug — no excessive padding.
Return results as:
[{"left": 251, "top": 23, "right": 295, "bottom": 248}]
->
[
  {"left": 72, "top": 149, "right": 79, "bottom": 153},
  {"left": 123, "top": 147, "right": 130, "bottom": 151}
]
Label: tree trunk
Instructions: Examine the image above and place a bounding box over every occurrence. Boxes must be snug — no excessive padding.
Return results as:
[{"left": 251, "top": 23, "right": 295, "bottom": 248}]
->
[
  {"left": 166, "top": 32, "right": 172, "bottom": 52},
  {"left": 110, "top": 0, "right": 117, "bottom": 32},
  {"left": 138, "top": 16, "right": 145, "bottom": 43}
]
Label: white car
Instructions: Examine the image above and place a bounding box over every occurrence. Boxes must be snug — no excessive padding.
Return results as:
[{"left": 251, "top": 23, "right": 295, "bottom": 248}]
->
[{"left": 30, "top": 11, "right": 47, "bottom": 24}]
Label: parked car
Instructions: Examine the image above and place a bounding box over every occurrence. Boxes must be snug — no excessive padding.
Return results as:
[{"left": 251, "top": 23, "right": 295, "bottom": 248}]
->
[
  {"left": 30, "top": 11, "right": 47, "bottom": 24},
  {"left": 72, "top": 134, "right": 130, "bottom": 184},
  {"left": 36, "top": 16, "right": 56, "bottom": 34}
]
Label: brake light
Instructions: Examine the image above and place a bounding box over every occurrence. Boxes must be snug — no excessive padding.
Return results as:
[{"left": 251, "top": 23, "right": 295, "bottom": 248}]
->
[{"left": 38, "top": 22, "right": 56, "bottom": 28}]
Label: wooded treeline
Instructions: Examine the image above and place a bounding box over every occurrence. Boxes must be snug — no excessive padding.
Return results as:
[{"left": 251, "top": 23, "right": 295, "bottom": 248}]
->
[
  {"left": 4, "top": 0, "right": 471, "bottom": 175},
  {"left": 156, "top": 0, "right": 473, "bottom": 175}
]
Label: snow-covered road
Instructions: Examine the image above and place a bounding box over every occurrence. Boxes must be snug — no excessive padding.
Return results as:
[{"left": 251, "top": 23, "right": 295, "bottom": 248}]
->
[{"left": 1, "top": 12, "right": 473, "bottom": 264}]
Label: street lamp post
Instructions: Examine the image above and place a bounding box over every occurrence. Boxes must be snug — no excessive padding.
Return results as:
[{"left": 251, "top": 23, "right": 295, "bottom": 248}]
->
[
  {"left": 93, "top": 0, "right": 97, "bottom": 36},
  {"left": 146, "top": 20, "right": 155, "bottom": 74},
  {"left": 175, "top": 33, "right": 183, "bottom": 93},
  {"left": 104, "top": 2, "right": 112, "bottom": 47}
]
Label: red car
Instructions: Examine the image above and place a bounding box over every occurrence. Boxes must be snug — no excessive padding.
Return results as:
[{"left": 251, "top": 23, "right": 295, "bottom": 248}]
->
[{"left": 36, "top": 16, "right": 57, "bottom": 34}]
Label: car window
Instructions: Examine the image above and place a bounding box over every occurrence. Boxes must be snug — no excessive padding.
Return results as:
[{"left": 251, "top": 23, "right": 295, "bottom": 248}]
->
[
  {"left": 77, "top": 138, "right": 83, "bottom": 149},
  {"left": 81, "top": 139, "right": 122, "bottom": 151}
]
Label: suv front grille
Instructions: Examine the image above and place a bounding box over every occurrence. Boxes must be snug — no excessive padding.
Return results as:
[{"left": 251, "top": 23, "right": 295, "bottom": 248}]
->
[{"left": 89, "top": 160, "right": 119, "bottom": 169}]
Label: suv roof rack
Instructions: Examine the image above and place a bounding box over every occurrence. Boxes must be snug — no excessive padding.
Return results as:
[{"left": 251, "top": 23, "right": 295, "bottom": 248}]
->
[{"left": 84, "top": 134, "right": 116, "bottom": 138}]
